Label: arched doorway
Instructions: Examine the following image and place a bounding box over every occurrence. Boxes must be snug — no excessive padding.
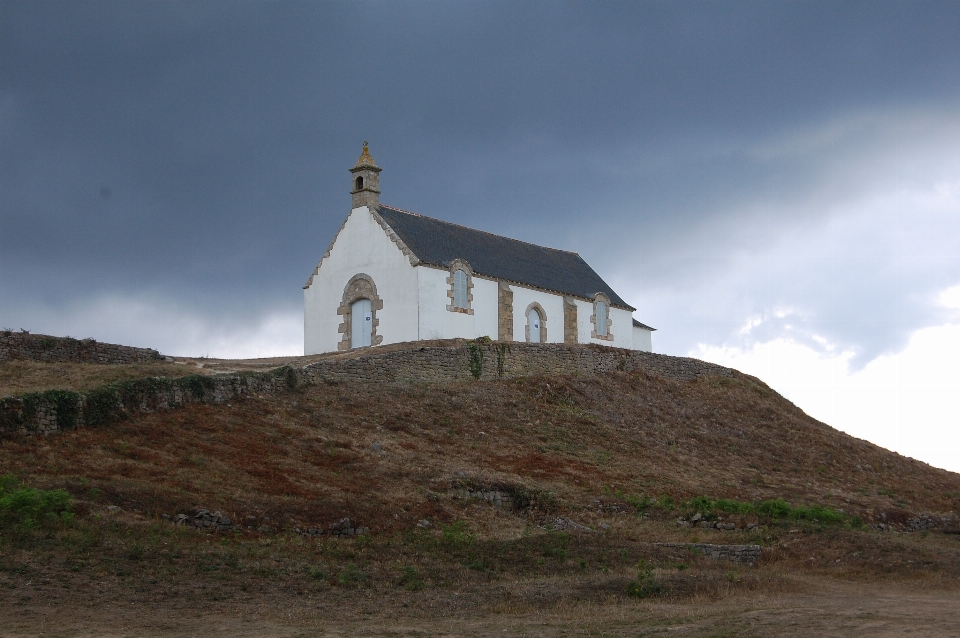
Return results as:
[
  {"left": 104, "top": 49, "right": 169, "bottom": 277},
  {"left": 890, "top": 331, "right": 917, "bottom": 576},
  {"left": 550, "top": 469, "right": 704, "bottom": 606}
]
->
[
  {"left": 337, "top": 273, "right": 383, "bottom": 352},
  {"left": 524, "top": 302, "right": 548, "bottom": 343},
  {"left": 528, "top": 308, "right": 542, "bottom": 343},
  {"left": 351, "top": 298, "right": 372, "bottom": 348}
]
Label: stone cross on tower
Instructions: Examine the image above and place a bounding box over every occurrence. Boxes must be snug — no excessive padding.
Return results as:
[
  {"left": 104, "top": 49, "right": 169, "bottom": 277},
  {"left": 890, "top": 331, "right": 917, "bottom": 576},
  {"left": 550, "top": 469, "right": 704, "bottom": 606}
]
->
[{"left": 349, "top": 141, "right": 381, "bottom": 209}]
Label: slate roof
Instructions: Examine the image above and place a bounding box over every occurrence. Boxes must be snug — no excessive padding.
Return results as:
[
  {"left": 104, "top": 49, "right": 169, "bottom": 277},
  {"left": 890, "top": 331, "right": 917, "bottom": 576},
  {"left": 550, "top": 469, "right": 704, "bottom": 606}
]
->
[
  {"left": 376, "top": 205, "right": 635, "bottom": 310},
  {"left": 633, "top": 319, "right": 656, "bottom": 331}
]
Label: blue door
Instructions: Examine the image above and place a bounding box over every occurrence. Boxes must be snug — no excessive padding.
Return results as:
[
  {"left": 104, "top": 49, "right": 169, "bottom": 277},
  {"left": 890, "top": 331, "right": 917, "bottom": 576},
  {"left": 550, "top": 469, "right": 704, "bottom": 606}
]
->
[{"left": 351, "top": 298, "right": 372, "bottom": 348}]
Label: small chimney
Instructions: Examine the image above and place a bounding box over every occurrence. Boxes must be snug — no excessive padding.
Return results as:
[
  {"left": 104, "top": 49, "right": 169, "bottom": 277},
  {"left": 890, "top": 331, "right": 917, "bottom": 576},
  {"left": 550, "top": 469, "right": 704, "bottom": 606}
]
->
[{"left": 349, "top": 141, "right": 381, "bottom": 209}]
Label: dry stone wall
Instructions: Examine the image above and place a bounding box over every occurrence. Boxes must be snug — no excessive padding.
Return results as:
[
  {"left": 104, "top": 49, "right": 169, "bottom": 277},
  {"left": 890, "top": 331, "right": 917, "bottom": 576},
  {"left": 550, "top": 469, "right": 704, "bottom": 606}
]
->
[
  {"left": 295, "top": 341, "right": 735, "bottom": 385},
  {"left": 654, "top": 542, "right": 763, "bottom": 566},
  {"left": 0, "top": 331, "right": 163, "bottom": 364},
  {"left": 0, "top": 368, "right": 298, "bottom": 436},
  {"left": 1, "top": 341, "right": 735, "bottom": 437}
]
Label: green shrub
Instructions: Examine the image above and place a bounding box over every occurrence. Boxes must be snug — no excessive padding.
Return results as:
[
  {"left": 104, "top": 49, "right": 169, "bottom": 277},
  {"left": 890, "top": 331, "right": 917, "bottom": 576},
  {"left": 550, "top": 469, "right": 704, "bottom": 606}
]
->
[
  {"left": 467, "top": 343, "right": 484, "bottom": 380},
  {"left": 336, "top": 563, "right": 365, "bottom": 587},
  {"left": 399, "top": 565, "right": 424, "bottom": 590},
  {"left": 440, "top": 521, "right": 475, "bottom": 547},
  {"left": 0, "top": 475, "right": 73, "bottom": 530},
  {"left": 20, "top": 390, "right": 82, "bottom": 431},
  {"left": 687, "top": 495, "right": 713, "bottom": 513},
  {"left": 755, "top": 498, "right": 792, "bottom": 519},
  {"left": 506, "top": 485, "right": 558, "bottom": 512},
  {"left": 466, "top": 559, "right": 489, "bottom": 572},
  {"left": 624, "top": 494, "right": 653, "bottom": 512},
  {"left": 541, "top": 532, "right": 569, "bottom": 560},
  {"left": 626, "top": 560, "right": 666, "bottom": 598},
  {"left": 85, "top": 387, "right": 123, "bottom": 427},
  {"left": 495, "top": 343, "right": 509, "bottom": 378},
  {"left": 682, "top": 495, "right": 847, "bottom": 525},
  {"left": 178, "top": 375, "right": 216, "bottom": 399},
  {"left": 790, "top": 503, "right": 845, "bottom": 523}
]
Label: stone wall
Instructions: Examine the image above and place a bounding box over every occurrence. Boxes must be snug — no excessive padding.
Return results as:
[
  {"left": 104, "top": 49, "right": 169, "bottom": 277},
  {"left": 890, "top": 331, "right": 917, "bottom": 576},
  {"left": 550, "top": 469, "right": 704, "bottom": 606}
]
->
[
  {"left": 0, "top": 341, "right": 735, "bottom": 437},
  {"left": 0, "top": 331, "right": 163, "bottom": 364},
  {"left": 654, "top": 542, "right": 763, "bottom": 566},
  {"left": 0, "top": 368, "right": 297, "bottom": 436},
  {"left": 295, "top": 341, "right": 735, "bottom": 385}
]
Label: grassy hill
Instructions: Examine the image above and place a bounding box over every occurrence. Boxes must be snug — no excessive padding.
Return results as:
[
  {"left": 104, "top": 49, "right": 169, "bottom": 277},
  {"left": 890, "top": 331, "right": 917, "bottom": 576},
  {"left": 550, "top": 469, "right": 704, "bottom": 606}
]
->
[{"left": 2, "top": 342, "right": 959, "bottom": 635}]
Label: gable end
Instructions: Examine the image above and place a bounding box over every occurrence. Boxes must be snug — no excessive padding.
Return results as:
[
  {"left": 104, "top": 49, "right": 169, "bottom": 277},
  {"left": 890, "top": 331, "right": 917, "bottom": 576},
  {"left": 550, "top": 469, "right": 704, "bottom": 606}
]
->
[{"left": 304, "top": 206, "right": 422, "bottom": 290}]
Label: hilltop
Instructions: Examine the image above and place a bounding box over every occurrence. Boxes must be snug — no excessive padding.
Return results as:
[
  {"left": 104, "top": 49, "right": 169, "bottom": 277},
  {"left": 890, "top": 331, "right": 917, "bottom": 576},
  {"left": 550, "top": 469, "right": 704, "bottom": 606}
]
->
[{"left": 1, "top": 334, "right": 959, "bottom": 636}]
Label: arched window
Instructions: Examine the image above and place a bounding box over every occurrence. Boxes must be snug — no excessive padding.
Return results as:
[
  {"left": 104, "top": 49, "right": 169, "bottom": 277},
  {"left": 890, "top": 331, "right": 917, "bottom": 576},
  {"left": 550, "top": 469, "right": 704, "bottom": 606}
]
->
[
  {"left": 446, "top": 260, "right": 474, "bottom": 315},
  {"left": 528, "top": 308, "right": 542, "bottom": 343},
  {"left": 355, "top": 176, "right": 363, "bottom": 190},
  {"left": 595, "top": 301, "right": 608, "bottom": 337},
  {"left": 453, "top": 269, "right": 468, "bottom": 309},
  {"left": 351, "top": 298, "right": 372, "bottom": 348}
]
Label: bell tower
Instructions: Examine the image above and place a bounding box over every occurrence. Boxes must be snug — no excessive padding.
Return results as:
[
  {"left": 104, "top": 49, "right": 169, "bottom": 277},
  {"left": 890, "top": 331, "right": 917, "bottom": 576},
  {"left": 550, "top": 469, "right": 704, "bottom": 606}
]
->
[{"left": 349, "top": 141, "right": 381, "bottom": 209}]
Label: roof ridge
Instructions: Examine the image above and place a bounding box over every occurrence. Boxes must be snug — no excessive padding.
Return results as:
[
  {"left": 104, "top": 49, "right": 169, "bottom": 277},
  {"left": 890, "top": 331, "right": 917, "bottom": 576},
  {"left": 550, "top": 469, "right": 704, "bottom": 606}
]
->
[{"left": 378, "top": 204, "right": 581, "bottom": 257}]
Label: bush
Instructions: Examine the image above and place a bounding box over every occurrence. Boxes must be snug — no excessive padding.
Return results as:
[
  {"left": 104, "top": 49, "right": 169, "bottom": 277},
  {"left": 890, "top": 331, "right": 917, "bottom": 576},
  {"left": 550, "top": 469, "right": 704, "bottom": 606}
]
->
[
  {"left": 467, "top": 343, "right": 484, "bottom": 380},
  {"left": 755, "top": 498, "right": 792, "bottom": 519},
  {"left": 399, "top": 565, "right": 424, "bottom": 590},
  {"left": 626, "top": 560, "right": 666, "bottom": 598},
  {"left": 440, "top": 521, "right": 475, "bottom": 547},
  {"left": 0, "top": 475, "right": 73, "bottom": 531},
  {"left": 336, "top": 563, "right": 365, "bottom": 587},
  {"left": 506, "top": 484, "right": 558, "bottom": 512},
  {"left": 621, "top": 492, "right": 675, "bottom": 513},
  {"left": 20, "top": 389, "right": 82, "bottom": 431},
  {"left": 681, "top": 495, "right": 848, "bottom": 524}
]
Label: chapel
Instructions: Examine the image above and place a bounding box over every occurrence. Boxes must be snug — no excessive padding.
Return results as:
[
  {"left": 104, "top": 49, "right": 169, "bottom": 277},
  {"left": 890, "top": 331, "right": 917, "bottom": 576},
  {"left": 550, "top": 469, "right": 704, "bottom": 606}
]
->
[{"left": 303, "top": 143, "right": 654, "bottom": 355}]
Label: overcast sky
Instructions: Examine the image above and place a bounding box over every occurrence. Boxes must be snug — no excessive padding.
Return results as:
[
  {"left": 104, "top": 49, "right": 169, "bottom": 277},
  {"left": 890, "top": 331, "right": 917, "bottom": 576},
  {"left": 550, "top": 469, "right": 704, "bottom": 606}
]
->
[{"left": 2, "top": 1, "right": 959, "bottom": 471}]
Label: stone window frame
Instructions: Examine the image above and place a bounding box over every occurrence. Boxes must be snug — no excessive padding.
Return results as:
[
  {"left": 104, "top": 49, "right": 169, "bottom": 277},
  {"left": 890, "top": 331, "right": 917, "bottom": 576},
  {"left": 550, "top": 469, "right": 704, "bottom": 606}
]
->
[
  {"left": 590, "top": 293, "right": 614, "bottom": 341},
  {"left": 445, "top": 259, "right": 475, "bottom": 315},
  {"left": 524, "top": 302, "right": 548, "bottom": 343},
  {"left": 337, "top": 273, "right": 384, "bottom": 351}
]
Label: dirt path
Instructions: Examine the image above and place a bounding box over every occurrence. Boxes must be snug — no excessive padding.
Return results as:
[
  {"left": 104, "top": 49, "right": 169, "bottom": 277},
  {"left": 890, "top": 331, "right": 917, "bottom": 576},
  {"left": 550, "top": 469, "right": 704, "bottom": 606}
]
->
[{"left": 3, "top": 578, "right": 958, "bottom": 637}]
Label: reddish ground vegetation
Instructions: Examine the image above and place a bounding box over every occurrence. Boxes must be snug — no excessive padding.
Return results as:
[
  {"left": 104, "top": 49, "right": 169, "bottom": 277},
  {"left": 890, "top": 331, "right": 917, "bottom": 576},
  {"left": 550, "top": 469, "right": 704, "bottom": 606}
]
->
[
  {"left": 2, "top": 368, "right": 958, "bottom": 531},
  {"left": 2, "top": 362, "right": 960, "bottom": 634}
]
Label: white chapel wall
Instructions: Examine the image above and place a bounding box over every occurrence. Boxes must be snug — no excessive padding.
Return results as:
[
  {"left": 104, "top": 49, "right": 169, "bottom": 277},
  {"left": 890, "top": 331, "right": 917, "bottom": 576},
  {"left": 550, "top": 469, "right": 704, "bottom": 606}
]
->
[
  {"left": 609, "top": 306, "right": 634, "bottom": 349},
  {"left": 510, "top": 286, "right": 565, "bottom": 343},
  {"left": 303, "top": 206, "right": 420, "bottom": 354},
  {"left": 571, "top": 300, "right": 635, "bottom": 349},
  {"left": 416, "top": 267, "right": 498, "bottom": 340},
  {"left": 632, "top": 325, "right": 653, "bottom": 352}
]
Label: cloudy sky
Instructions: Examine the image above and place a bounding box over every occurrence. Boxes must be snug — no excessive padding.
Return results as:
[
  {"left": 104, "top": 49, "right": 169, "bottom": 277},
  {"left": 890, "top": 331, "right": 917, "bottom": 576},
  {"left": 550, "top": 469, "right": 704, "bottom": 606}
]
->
[{"left": 2, "top": 1, "right": 959, "bottom": 471}]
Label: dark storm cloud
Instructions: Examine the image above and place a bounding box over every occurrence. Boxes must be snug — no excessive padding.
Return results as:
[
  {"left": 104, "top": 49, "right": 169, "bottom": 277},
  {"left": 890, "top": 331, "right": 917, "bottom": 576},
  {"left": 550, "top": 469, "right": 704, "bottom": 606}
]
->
[{"left": 2, "top": 1, "right": 959, "bottom": 357}]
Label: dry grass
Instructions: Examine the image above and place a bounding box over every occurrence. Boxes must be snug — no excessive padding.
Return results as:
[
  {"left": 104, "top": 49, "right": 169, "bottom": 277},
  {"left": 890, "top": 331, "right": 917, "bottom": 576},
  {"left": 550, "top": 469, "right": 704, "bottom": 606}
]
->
[
  {"left": 0, "top": 359, "right": 208, "bottom": 396},
  {"left": 3, "top": 367, "right": 959, "bottom": 531},
  {"left": 0, "top": 338, "right": 478, "bottom": 396},
  {"left": 1, "top": 364, "right": 959, "bottom": 632}
]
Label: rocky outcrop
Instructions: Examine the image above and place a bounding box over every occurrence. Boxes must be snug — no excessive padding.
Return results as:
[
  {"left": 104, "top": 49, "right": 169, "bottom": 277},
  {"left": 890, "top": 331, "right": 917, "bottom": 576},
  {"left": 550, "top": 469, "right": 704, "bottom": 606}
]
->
[
  {"left": 872, "top": 511, "right": 960, "bottom": 533},
  {"left": 676, "top": 513, "right": 759, "bottom": 531},
  {"left": 169, "top": 509, "right": 236, "bottom": 532},
  {"left": 296, "top": 518, "right": 370, "bottom": 538}
]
